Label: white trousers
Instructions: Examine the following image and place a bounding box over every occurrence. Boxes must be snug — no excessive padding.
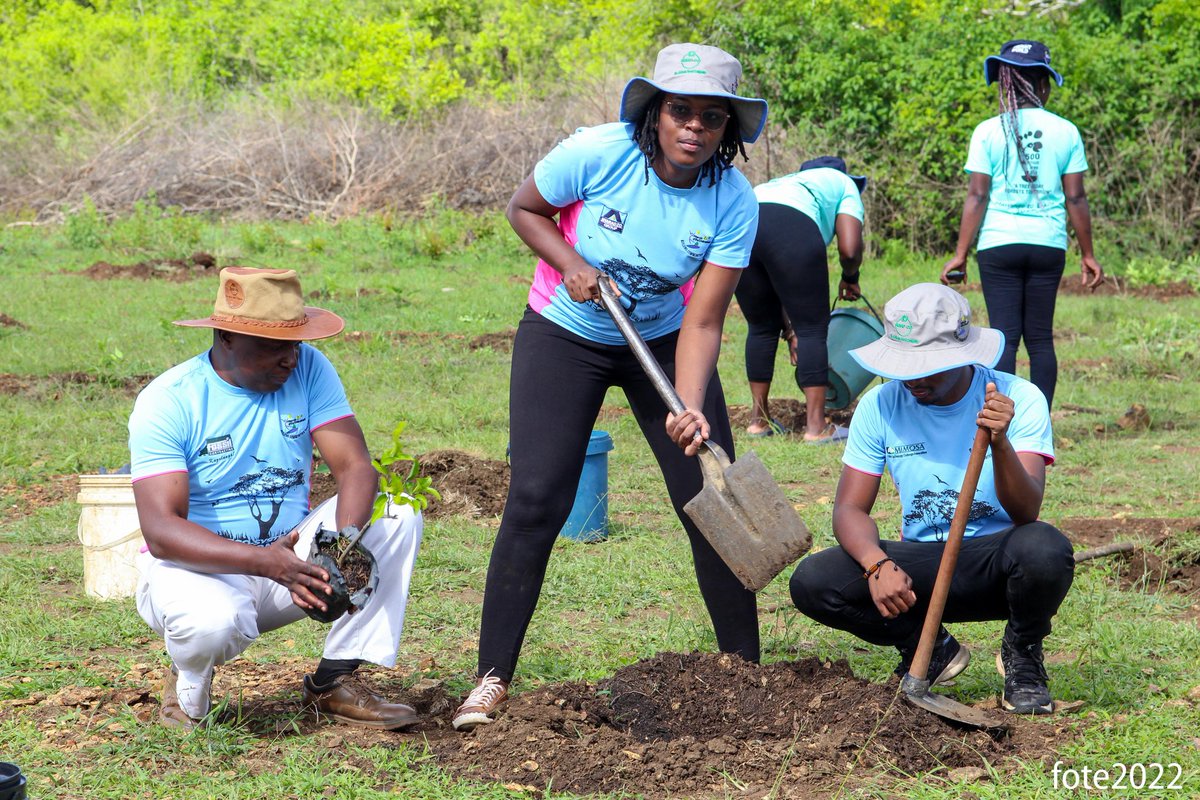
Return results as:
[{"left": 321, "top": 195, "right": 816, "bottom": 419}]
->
[{"left": 136, "top": 495, "right": 422, "bottom": 715}]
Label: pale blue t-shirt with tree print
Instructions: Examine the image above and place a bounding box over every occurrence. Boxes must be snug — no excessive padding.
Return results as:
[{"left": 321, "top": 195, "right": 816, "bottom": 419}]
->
[
  {"left": 842, "top": 367, "right": 1054, "bottom": 543},
  {"left": 129, "top": 344, "right": 353, "bottom": 545}
]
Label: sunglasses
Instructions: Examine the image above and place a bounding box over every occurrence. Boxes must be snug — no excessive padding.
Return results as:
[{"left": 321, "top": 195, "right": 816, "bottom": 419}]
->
[{"left": 662, "top": 100, "right": 730, "bottom": 132}]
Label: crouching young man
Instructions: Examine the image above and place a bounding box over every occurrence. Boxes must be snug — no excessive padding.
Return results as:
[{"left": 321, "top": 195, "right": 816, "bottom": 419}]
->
[{"left": 789, "top": 283, "right": 1074, "bottom": 714}]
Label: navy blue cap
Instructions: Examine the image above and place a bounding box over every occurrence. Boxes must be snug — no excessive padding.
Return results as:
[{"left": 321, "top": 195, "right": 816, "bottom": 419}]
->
[
  {"left": 800, "top": 155, "right": 868, "bottom": 193},
  {"left": 984, "top": 39, "right": 1064, "bottom": 87}
]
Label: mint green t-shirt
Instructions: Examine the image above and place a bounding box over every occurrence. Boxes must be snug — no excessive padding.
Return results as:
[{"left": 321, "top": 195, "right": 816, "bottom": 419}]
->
[
  {"left": 965, "top": 108, "right": 1088, "bottom": 251},
  {"left": 752, "top": 168, "right": 864, "bottom": 244}
]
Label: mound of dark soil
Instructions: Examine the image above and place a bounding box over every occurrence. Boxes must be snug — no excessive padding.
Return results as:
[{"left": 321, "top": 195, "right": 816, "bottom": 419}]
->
[
  {"left": 0, "top": 313, "right": 27, "bottom": 328},
  {"left": 432, "top": 651, "right": 1029, "bottom": 798},
  {"left": 310, "top": 449, "right": 509, "bottom": 519},
  {"left": 419, "top": 449, "right": 509, "bottom": 518},
  {"left": 80, "top": 252, "right": 217, "bottom": 281}
]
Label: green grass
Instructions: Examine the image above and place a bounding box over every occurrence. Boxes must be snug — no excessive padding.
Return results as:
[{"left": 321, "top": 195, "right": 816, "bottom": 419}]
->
[{"left": 2, "top": 213, "right": 1199, "bottom": 798}]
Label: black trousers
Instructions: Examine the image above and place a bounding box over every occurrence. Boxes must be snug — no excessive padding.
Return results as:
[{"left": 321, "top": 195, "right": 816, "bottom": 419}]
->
[
  {"left": 478, "top": 309, "right": 760, "bottom": 681},
  {"left": 976, "top": 243, "right": 1066, "bottom": 407},
  {"left": 735, "top": 203, "right": 830, "bottom": 388},
  {"left": 789, "top": 522, "right": 1074, "bottom": 648}
]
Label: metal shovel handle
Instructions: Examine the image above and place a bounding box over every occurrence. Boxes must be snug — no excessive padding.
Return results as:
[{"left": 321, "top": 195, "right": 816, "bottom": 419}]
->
[
  {"left": 907, "top": 425, "right": 991, "bottom": 682},
  {"left": 598, "top": 278, "right": 687, "bottom": 416}
]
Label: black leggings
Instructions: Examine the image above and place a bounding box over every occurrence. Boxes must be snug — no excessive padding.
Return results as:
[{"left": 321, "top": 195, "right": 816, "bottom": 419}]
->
[
  {"left": 976, "top": 244, "right": 1066, "bottom": 407},
  {"left": 477, "top": 309, "right": 760, "bottom": 681},
  {"left": 735, "top": 203, "right": 830, "bottom": 388},
  {"left": 790, "top": 522, "right": 1074, "bottom": 648}
]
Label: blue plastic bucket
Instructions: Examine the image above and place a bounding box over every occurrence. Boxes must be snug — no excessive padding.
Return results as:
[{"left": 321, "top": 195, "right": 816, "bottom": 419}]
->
[
  {"left": 560, "top": 430, "right": 614, "bottom": 542},
  {"left": 825, "top": 306, "right": 884, "bottom": 409}
]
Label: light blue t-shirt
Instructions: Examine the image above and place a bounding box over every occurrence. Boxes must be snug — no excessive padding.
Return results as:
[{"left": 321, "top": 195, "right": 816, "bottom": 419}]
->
[
  {"left": 129, "top": 344, "right": 353, "bottom": 545},
  {"left": 527, "top": 122, "right": 759, "bottom": 345},
  {"left": 752, "top": 167, "right": 864, "bottom": 244},
  {"left": 843, "top": 368, "right": 1054, "bottom": 543},
  {"left": 965, "top": 108, "right": 1088, "bottom": 251}
]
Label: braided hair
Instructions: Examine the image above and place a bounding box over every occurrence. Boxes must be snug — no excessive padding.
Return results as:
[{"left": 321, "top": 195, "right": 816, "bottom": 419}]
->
[
  {"left": 997, "top": 64, "right": 1047, "bottom": 191},
  {"left": 632, "top": 91, "right": 748, "bottom": 187}
]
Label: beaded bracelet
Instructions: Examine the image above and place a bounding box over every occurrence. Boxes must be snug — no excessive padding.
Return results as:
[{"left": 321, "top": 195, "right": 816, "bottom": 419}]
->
[{"left": 862, "top": 557, "right": 894, "bottom": 580}]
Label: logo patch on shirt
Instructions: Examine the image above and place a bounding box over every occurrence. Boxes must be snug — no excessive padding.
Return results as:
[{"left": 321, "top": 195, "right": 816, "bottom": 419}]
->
[
  {"left": 280, "top": 413, "right": 308, "bottom": 440},
  {"left": 886, "top": 442, "right": 927, "bottom": 458},
  {"left": 200, "top": 435, "right": 235, "bottom": 461},
  {"left": 680, "top": 230, "right": 712, "bottom": 259},
  {"left": 598, "top": 207, "right": 626, "bottom": 233}
]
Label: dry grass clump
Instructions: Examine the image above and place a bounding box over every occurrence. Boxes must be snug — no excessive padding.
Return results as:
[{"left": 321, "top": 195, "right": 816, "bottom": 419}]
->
[{"left": 1, "top": 94, "right": 604, "bottom": 221}]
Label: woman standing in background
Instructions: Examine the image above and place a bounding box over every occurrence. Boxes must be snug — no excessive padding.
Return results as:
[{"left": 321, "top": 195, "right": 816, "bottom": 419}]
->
[{"left": 942, "top": 39, "right": 1104, "bottom": 408}]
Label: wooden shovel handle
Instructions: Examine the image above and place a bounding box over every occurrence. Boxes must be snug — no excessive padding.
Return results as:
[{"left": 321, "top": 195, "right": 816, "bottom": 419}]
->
[{"left": 907, "top": 425, "right": 991, "bottom": 682}]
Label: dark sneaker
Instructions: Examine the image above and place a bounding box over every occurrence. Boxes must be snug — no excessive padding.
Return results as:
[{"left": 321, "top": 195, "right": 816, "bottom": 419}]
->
[
  {"left": 159, "top": 665, "right": 204, "bottom": 730},
  {"left": 1000, "top": 635, "right": 1053, "bottom": 715},
  {"left": 452, "top": 670, "right": 509, "bottom": 731},
  {"left": 302, "top": 673, "right": 418, "bottom": 730},
  {"left": 895, "top": 628, "right": 971, "bottom": 687}
]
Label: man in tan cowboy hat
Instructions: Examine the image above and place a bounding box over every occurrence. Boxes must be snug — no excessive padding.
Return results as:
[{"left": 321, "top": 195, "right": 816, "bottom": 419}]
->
[
  {"left": 129, "top": 267, "right": 423, "bottom": 730},
  {"left": 788, "top": 283, "right": 1074, "bottom": 715}
]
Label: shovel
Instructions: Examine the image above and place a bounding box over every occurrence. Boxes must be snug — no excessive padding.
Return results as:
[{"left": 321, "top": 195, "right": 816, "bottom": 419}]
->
[
  {"left": 598, "top": 278, "right": 811, "bottom": 592},
  {"left": 899, "top": 425, "right": 1009, "bottom": 731}
]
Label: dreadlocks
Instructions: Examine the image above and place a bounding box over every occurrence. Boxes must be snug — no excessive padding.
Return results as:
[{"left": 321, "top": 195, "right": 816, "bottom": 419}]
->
[
  {"left": 997, "top": 64, "right": 1047, "bottom": 191},
  {"left": 632, "top": 91, "right": 749, "bottom": 187}
]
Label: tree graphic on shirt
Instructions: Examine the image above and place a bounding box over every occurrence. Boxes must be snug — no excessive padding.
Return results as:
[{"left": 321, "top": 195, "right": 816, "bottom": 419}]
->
[
  {"left": 904, "top": 483, "right": 997, "bottom": 542},
  {"left": 228, "top": 466, "right": 305, "bottom": 540}
]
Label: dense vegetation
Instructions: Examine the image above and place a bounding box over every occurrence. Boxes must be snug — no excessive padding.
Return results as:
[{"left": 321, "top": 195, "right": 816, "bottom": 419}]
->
[{"left": 1, "top": 0, "right": 1197, "bottom": 256}]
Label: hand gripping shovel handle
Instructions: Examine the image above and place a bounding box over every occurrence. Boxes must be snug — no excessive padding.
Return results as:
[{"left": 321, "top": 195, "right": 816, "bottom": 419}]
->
[
  {"left": 906, "top": 426, "right": 991, "bottom": 683},
  {"left": 598, "top": 278, "right": 687, "bottom": 416}
]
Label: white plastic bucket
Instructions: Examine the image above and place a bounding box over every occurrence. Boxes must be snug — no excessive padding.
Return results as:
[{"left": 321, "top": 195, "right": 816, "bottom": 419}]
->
[{"left": 76, "top": 475, "right": 144, "bottom": 600}]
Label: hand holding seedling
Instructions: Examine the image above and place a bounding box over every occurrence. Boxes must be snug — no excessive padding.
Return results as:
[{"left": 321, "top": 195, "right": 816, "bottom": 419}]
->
[{"left": 261, "top": 529, "right": 333, "bottom": 613}]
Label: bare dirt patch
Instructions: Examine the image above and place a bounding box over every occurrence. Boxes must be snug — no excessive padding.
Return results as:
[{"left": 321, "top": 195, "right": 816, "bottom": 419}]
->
[
  {"left": 468, "top": 330, "right": 516, "bottom": 353},
  {"left": 0, "top": 313, "right": 27, "bottom": 329},
  {"left": 0, "top": 475, "right": 79, "bottom": 522},
  {"left": 0, "top": 371, "right": 154, "bottom": 398},
  {"left": 311, "top": 449, "right": 510, "bottom": 520},
  {"left": 1057, "top": 274, "right": 1195, "bottom": 299},
  {"left": 79, "top": 252, "right": 217, "bottom": 281},
  {"left": 728, "top": 398, "right": 857, "bottom": 435},
  {"left": 1060, "top": 517, "right": 1200, "bottom": 616},
  {"left": 5, "top": 650, "right": 1065, "bottom": 798}
]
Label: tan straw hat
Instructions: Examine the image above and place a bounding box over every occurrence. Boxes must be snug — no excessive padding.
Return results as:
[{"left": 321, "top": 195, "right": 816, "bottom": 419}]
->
[
  {"left": 850, "top": 283, "right": 1004, "bottom": 380},
  {"left": 174, "top": 267, "right": 344, "bottom": 341}
]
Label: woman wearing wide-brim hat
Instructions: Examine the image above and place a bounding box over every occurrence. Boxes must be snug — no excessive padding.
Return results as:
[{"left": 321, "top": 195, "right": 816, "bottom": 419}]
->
[
  {"left": 942, "top": 39, "right": 1104, "bottom": 408},
  {"left": 452, "top": 43, "right": 767, "bottom": 731}
]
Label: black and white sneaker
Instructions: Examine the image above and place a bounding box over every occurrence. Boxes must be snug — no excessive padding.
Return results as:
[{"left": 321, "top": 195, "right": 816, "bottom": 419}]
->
[
  {"left": 1000, "top": 634, "right": 1054, "bottom": 715},
  {"left": 895, "top": 627, "right": 971, "bottom": 687}
]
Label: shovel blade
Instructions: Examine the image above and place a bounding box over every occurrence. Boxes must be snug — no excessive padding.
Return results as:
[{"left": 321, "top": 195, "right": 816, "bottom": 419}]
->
[
  {"left": 683, "top": 451, "right": 811, "bottom": 592},
  {"left": 903, "top": 688, "right": 1010, "bottom": 732}
]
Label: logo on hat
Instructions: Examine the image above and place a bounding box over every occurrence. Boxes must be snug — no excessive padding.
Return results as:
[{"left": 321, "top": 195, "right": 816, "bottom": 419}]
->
[
  {"left": 679, "top": 50, "right": 702, "bottom": 71},
  {"left": 1012, "top": 43, "right": 1032, "bottom": 54},
  {"left": 955, "top": 314, "right": 970, "bottom": 342},
  {"left": 224, "top": 279, "right": 245, "bottom": 309}
]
